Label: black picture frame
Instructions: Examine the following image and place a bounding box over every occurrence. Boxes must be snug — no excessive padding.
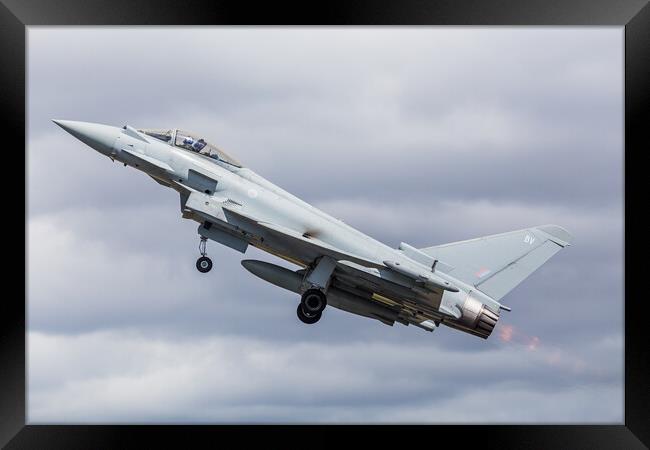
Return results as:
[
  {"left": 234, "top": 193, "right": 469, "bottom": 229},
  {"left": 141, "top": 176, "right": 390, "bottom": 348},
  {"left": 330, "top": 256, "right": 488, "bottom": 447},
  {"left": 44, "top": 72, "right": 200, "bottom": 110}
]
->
[{"left": 2, "top": 0, "right": 647, "bottom": 447}]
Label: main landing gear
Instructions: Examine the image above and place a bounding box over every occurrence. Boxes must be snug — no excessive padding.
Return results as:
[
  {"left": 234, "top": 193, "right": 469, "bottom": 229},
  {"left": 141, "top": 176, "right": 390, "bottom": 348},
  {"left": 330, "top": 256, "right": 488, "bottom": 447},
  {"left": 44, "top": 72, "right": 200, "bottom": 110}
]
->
[
  {"left": 297, "top": 289, "right": 327, "bottom": 324},
  {"left": 196, "top": 236, "right": 212, "bottom": 273}
]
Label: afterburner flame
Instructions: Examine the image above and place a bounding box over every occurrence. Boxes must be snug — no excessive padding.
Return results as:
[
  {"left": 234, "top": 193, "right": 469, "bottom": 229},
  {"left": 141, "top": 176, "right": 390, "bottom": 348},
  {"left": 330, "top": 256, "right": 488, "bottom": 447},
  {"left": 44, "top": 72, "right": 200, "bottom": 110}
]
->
[
  {"left": 499, "top": 324, "right": 514, "bottom": 342},
  {"left": 498, "top": 324, "right": 540, "bottom": 351}
]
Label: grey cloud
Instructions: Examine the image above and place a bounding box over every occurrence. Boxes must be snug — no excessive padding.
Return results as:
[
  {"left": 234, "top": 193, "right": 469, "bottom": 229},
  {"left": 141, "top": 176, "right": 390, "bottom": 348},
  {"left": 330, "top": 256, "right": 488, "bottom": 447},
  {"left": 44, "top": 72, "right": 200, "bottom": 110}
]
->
[{"left": 28, "top": 330, "right": 622, "bottom": 423}]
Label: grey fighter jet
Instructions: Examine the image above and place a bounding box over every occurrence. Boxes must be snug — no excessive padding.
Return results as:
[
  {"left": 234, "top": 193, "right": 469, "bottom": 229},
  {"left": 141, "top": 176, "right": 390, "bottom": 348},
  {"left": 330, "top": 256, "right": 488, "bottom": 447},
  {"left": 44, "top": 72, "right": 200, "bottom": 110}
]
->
[{"left": 54, "top": 120, "right": 572, "bottom": 339}]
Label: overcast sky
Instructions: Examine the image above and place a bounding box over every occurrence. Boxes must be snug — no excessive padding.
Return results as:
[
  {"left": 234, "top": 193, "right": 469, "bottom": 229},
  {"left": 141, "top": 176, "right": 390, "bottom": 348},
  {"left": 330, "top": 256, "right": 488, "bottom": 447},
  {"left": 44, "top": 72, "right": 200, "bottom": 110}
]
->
[{"left": 27, "top": 27, "right": 623, "bottom": 423}]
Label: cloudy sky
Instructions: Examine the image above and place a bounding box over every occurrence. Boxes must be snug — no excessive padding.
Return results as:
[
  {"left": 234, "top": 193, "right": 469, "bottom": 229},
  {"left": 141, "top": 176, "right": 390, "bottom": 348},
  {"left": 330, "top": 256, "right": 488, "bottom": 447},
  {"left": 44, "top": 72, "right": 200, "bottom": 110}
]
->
[{"left": 27, "top": 27, "right": 623, "bottom": 423}]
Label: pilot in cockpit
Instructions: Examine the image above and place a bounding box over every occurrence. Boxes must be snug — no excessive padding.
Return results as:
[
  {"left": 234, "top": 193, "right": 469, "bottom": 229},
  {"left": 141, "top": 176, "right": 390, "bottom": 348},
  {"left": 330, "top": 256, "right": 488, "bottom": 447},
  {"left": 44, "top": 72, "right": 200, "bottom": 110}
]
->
[
  {"left": 193, "top": 138, "right": 207, "bottom": 151},
  {"left": 182, "top": 136, "right": 207, "bottom": 152},
  {"left": 182, "top": 136, "right": 196, "bottom": 149}
]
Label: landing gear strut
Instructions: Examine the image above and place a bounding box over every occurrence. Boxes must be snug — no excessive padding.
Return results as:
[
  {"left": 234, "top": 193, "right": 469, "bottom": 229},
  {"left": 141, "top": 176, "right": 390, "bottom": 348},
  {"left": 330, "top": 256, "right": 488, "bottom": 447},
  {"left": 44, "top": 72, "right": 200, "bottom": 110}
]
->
[
  {"left": 196, "top": 236, "right": 212, "bottom": 273},
  {"left": 297, "top": 289, "right": 327, "bottom": 324}
]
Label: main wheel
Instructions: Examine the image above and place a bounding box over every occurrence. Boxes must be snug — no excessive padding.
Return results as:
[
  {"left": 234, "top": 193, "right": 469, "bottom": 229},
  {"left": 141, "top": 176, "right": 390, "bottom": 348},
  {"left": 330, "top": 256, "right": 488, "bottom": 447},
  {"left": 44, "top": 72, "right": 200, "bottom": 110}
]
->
[
  {"left": 196, "top": 256, "right": 213, "bottom": 273},
  {"left": 297, "top": 303, "right": 322, "bottom": 324},
  {"left": 300, "top": 289, "right": 327, "bottom": 315}
]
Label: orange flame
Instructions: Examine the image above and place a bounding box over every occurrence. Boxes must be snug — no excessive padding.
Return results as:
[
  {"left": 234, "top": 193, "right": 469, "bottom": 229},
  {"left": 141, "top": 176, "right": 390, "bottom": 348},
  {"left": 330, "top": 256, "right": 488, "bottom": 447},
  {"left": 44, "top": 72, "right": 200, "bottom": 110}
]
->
[
  {"left": 500, "top": 324, "right": 591, "bottom": 374},
  {"left": 499, "top": 325, "right": 514, "bottom": 342},
  {"left": 498, "top": 324, "right": 540, "bottom": 351}
]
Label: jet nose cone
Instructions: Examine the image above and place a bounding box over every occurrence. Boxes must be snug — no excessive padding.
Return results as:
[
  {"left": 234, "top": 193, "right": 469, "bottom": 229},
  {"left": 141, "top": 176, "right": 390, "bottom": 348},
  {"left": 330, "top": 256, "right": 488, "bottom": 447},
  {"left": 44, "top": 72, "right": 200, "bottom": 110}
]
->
[
  {"left": 51, "top": 119, "right": 70, "bottom": 129},
  {"left": 53, "top": 119, "right": 120, "bottom": 155}
]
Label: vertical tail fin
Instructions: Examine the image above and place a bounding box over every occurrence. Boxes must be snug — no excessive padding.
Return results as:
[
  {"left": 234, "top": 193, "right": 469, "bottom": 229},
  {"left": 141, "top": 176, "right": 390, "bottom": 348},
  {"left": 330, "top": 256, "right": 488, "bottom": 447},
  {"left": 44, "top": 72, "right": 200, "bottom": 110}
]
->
[{"left": 419, "top": 225, "right": 572, "bottom": 301}]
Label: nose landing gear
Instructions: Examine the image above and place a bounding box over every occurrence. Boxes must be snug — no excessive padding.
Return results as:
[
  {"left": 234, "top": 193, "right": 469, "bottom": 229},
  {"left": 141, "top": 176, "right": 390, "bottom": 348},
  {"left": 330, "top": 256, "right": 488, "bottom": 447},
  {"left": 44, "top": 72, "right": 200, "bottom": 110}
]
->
[{"left": 196, "top": 236, "right": 212, "bottom": 273}]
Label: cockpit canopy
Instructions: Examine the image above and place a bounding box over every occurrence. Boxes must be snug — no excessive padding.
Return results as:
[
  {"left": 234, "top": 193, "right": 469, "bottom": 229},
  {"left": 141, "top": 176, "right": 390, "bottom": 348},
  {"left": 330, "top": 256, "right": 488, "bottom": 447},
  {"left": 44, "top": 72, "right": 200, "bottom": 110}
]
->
[{"left": 138, "top": 128, "right": 242, "bottom": 168}]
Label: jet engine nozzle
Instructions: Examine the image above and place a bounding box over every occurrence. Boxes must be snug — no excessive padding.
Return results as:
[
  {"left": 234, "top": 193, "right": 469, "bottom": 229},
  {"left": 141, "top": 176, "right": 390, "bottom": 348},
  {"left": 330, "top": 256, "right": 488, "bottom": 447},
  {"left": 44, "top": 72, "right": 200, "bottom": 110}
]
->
[
  {"left": 441, "top": 290, "right": 500, "bottom": 339},
  {"left": 456, "top": 293, "right": 500, "bottom": 338}
]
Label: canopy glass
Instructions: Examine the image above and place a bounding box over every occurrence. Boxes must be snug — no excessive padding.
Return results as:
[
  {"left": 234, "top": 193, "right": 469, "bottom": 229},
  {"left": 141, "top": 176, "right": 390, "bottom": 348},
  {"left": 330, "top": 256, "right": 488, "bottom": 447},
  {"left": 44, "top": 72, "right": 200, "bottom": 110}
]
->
[{"left": 138, "top": 128, "right": 243, "bottom": 168}]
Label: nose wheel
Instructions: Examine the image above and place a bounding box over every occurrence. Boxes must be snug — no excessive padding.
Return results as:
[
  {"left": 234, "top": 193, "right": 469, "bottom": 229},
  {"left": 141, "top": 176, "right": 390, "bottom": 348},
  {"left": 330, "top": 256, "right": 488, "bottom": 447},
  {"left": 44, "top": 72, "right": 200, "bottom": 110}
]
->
[
  {"left": 196, "top": 256, "right": 212, "bottom": 273},
  {"left": 196, "top": 237, "right": 212, "bottom": 273}
]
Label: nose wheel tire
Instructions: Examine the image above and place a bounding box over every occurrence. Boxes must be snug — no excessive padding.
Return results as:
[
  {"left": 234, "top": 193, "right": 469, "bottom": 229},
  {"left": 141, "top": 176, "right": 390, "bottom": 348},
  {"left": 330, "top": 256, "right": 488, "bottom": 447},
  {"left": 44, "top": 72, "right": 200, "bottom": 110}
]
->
[
  {"left": 196, "top": 256, "right": 213, "bottom": 273},
  {"left": 300, "top": 289, "right": 327, "bottom": 315},
  {"left": 297, "top": 303, "right": 322, "bottom": 324}
]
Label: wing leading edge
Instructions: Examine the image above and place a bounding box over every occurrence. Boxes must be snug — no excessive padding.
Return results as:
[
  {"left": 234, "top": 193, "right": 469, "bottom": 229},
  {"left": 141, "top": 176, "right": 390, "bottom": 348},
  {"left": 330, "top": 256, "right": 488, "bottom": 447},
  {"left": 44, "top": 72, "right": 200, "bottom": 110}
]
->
[{"left": 221, "top": 205, "right": 385, "bottom": 269}]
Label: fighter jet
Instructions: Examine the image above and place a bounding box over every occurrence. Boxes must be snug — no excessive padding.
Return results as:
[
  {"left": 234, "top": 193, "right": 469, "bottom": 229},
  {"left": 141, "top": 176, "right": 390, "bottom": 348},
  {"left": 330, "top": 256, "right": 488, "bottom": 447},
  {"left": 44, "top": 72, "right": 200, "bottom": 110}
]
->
[{"left": 53, "top": 120, "right": 572, "bottom": 339}]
